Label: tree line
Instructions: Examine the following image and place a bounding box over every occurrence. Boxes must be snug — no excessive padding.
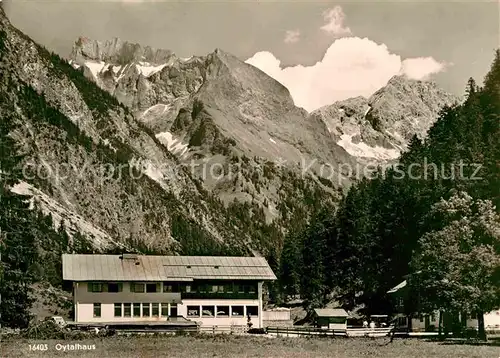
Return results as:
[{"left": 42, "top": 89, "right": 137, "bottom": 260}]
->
[{"left": 278, "top": 50, "right": 500, "bottom": 339}]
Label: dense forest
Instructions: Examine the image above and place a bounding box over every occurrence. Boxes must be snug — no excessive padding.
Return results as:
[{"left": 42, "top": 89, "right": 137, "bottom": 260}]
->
[{"left": 278, "top": 50, "right": 500, "bottom": 337}]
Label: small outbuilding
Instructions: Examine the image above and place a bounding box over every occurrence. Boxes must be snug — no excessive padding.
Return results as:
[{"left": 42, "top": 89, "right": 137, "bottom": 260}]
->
[{"left": 313, "top": 308, "right": 349, "bottom": 330}]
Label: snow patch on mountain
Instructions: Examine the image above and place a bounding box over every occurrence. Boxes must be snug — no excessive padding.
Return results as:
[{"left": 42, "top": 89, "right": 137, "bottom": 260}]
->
[
  {"left": 136, "top": 62, "right": 167, "bottom": 77},
  {"left": 84, "top": 61, "right": 106, "bottom": 80},
  {"left": 141, "top": 104, "right": 170, "bottom": 119},
  {"left": 156, "top": 131, "right": 189, "bottom": 158},
  {"left": 337, "top": 134, "right": 400, "bottom": 160}
]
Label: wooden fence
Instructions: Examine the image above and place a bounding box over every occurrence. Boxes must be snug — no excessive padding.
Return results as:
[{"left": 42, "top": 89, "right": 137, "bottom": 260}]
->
[
  {"left": 266, "top": 326, "right": 393, "bottom": 338},
  {"left": 266, "top": 326, "right": 347, "bottom": 337}
]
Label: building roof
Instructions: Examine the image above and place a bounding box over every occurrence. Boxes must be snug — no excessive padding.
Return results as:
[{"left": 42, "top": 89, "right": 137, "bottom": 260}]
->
[
  {"left": 313, "top": 308, "right": 349, "bottom": 318},
  {"left": 387, "top": 280, "right": 407, "bottom": 294},
  {"left": 62, "top": 254, "right": 277, "bottom": 282}
]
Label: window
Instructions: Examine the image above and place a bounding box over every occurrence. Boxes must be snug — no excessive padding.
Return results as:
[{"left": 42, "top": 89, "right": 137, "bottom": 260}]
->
[
  {"left": 124, "top": 303, "right": 131, "bottom": 317},
  {"left": 397, "top": 297, "right": 404, "bottom": 308},
  {"left": 114, "top": 303, "right": 122, "bottom": 317},
  {"left": 419, "top": 315, "right": 424, "bottom": 323},
  {"left": 244, "top": 284, "right": 256, "bottom": 294},
  {"left": 108, "top": 283, "right": 123, "bottom": 293},
  {"left": 93, "top": 303, "right": 101, "bottom": 318},
  {"left": 217, "top": 306, "right": 229, "bottom": 317},
  {"left": 248, "top": 284, "right": 256, "bottom": 294},
  {"left": 211, "top": 285, "right": 218, "bottom": 293},
  {"left": 231, "top": 306, "right": 244, "bottom": 316},
  {"left": 133, "top": 303, "right": 141, "bottom": 317},
  {"left": 163, "top": 283, "right": 179, "bottom": 292},
  {"left": 246, "top": 306, "right": 258, "bottom": 317},
  {"left": 202, "top": 306, "right": 215, "bottom": 317},
  {"left": 142, "top": 303, "right": 150, "bottom": 317},
  {"left": 161, "top": 303, "right": 169, "bottom": 317},
  {"left": 88, "top": 283, "right": 102, "bottom": 293},
  {"left": 131, "top": 283, "right": 145, "bottom": 293},
  {"left": 170, "top": 303, "right": 178, "bottom": 317},
  {"left": 146, "top": 283, "right": 158, "bottom": 293},
  {"left": 237, "top": 285, "right": 245, "bottom": 294},
  {"left": 187, "top": 306, "right": 200, "bottom": 317},
  {"left": 224, "top": 283, "right": 233, "bottom": 293},
  {"left": 152, "top": 303, "right": 159, "bottom": 317},
  {"left": 184, "top": 285, "right": 191, "bottom": 293}
]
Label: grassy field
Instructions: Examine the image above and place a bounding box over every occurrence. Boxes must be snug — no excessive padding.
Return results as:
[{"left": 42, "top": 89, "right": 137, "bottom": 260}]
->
[{"left": 2, "top": 335, "right": 500, "bottom": 358}]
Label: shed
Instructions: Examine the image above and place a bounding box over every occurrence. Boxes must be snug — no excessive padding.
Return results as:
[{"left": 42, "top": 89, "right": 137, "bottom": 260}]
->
[{"left": 313, "top": 308, "right": 349, "bottom": 330}]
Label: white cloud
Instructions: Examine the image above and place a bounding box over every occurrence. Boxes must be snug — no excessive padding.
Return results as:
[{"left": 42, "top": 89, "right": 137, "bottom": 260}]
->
[
  {"left": 245, "top": 37, "right": 450, "bottom": 112},
  {"left": 284, "top": 30, "right": 300, "bottom": 44},
  {"left": 320, "top": 6, "right": 352, "bottom": 37},
  {"left": 400, "top": 57, "right": 450, "bottom": 80}
]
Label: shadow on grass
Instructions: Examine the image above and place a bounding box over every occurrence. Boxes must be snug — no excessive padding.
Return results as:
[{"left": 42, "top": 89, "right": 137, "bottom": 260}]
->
[{"left": 426, "top": 336, "right": 500, "bottom": 347}]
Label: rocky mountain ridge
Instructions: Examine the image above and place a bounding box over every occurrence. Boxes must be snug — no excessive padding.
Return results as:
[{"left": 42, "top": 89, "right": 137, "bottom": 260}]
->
[
  {"left": 69, "top": 36, "right": 355, "bottom": 201},
  {"left": 311, "top": 75, "right": 459, "bottom": 162},
  {"left": 70, "top": 36, "right": 457, "bottom": 170},
  {"left": 0, "top": 10, "right": 338, "bottom": 256}
]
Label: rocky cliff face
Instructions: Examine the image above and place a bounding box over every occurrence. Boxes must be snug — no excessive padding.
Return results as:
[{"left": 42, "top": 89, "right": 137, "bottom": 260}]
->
[
  {"left": 311, "top": 76, "right": 458, "bottom": 162},
  {"left": 0, "top": 11, "right": 340, "bottom": 256},
  {"left": 69, "top": 38, "right": 353, "bottom": 166},
  {"left": 69, "top": 36, "right": 354, "bottom": 205},
  {"left": 0, "top": 9, "right": 245, "bottom": 253}
]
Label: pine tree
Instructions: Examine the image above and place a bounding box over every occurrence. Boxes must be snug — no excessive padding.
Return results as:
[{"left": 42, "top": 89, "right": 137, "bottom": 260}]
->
[
  {"left": 280, "top": 232, "right": 302, "bottom": 299},
  {"left": 0, "top": 107, "right": 39, "bottom": 328}
]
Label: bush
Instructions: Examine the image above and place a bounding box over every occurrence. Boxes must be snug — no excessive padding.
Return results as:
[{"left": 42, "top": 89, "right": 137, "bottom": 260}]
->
[{"left": 247, "top": 328, "right": 267, "bottom": 334}]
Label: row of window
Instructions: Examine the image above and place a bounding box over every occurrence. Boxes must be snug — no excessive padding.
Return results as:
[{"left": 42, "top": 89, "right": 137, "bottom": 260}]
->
[
  {"left": 92, "top": 303, "right": 178, "bottom": 318},
  {"left": 88, "top": 282, "right": 257, "bottom": 294},
  {"left": 186, "top": 305, "right": 258, "bottom": 318},
  {"left": 92, "top": 303, "right": 258, "bottom": 318}
]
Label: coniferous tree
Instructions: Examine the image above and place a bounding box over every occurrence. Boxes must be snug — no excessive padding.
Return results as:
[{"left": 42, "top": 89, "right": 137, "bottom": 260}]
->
[
  {"left": 0, "top": 104, "right": 39, "bottom": 328},
  {"left": 280, "top": 232, "right": 303, "bottom": 300}
]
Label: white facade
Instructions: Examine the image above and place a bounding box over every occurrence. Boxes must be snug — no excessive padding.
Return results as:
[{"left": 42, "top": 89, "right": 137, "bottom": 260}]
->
[
  {"left": 178, "top": 299, "right": 262, "bottom": 328},
  {"left": 466, "top": 310, "right": 500, "bottom": 331},
  {"left": 73, "top": 281, "right": 265, "bottom": 328},
  {"left": 262, "top": 309, "right": 291, "bottom": 321},
  {"left": 63, "top": 254, "right": 276, "bottom": 330},
  {"left": 396, "top": 310, "right": 500, "bottom": 332}
]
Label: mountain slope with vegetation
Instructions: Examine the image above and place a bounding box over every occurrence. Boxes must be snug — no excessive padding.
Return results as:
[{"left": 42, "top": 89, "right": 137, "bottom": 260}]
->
[
  {"left": 0, "top": 6, "right": 338, "bottom": 326},
  {"left": 279, "top": 51, "right": 500, "bottom": 336}
]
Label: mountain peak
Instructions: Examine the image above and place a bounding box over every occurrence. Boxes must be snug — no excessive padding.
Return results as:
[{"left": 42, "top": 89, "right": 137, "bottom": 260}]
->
[
  {"left": 0, "top": 3, "right": 8, "bottom": 25},
  {"left": 70, "top": 36, "right": 175, "bottom": 66},
  {"left": 312, "top": 76, "right": 458, "bottom": 161}
]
